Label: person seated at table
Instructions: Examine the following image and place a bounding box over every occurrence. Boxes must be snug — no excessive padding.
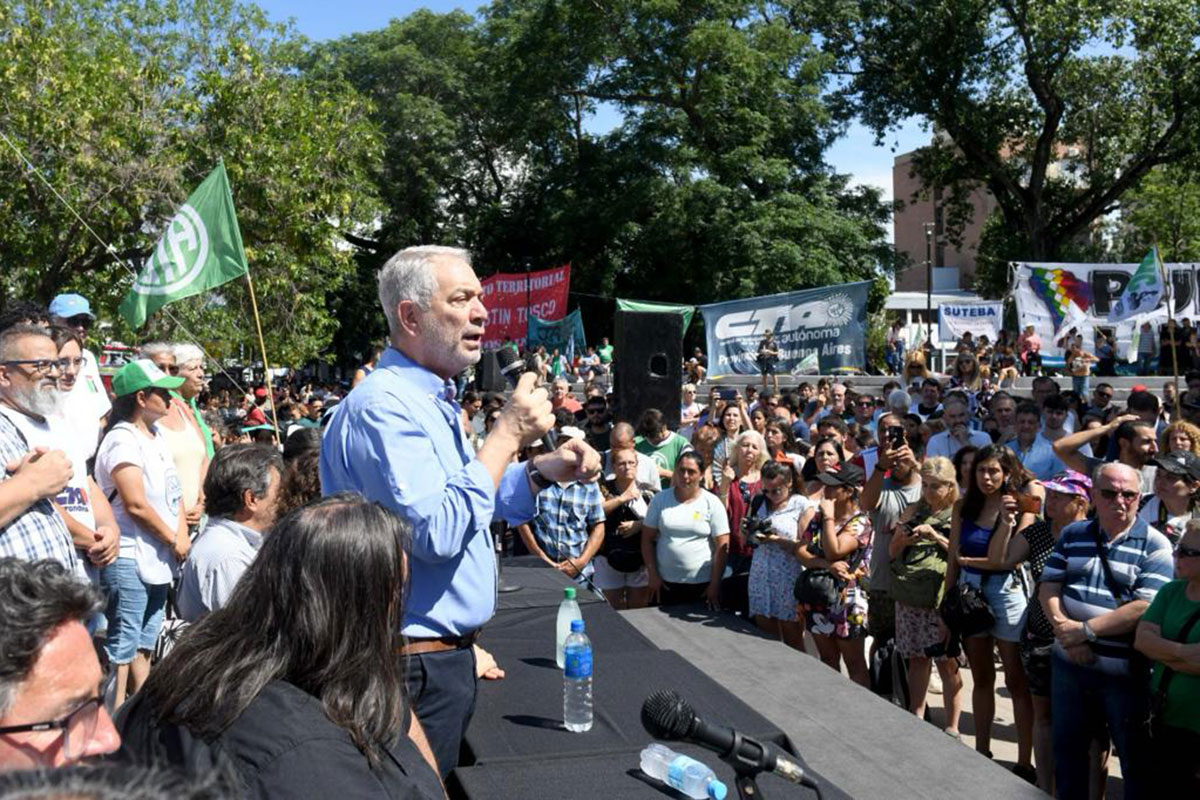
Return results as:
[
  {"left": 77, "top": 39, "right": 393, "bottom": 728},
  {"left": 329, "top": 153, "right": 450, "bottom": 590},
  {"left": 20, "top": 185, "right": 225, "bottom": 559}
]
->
[
  {"left": 642, "top": 451, "right": 730, "bottom": 609},
  {"left": 114, "top": 494, "right": 444, "bottom": 799}
]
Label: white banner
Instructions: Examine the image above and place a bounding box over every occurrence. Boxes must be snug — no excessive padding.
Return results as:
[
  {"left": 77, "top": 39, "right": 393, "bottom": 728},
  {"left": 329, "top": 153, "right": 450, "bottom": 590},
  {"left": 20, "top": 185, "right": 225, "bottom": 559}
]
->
[
  {"left": 938, "top": 302, "right": 1003, "bottom": 342},
  {"left": 1012, "top": 261, "right": 1200, "bottom": 356}
]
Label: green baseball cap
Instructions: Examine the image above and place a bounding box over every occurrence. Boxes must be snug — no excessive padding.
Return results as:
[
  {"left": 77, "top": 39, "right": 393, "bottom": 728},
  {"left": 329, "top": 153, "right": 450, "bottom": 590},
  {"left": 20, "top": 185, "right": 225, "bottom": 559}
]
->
[{"left": 112, "top": 358, "right": 185, "bottom": 397}]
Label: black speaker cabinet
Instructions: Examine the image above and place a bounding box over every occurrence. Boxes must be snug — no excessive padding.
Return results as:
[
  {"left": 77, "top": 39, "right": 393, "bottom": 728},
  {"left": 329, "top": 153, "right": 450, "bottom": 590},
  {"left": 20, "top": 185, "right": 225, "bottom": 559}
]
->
[
  {"left": 474, "top": 350, "right": 506, "bottom": 393},
  {"left": 613, "top": 311, "right": 683, "bottom": 429}
]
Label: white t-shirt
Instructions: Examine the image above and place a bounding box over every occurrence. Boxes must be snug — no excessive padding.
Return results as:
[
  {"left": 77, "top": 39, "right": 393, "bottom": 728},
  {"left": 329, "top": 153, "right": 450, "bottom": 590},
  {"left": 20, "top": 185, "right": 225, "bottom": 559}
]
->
[
  {"left": 62, "top": 349, "right": 111, "bottom": 461},
  {"left": 0, "top": 405, "right": 93, "bottom": 580},
  {"left": 644, "top": 488, "right": 730, "bottom": 583},
  {"left": 95, "top": 422, "right": 183, "bottom": 585}
]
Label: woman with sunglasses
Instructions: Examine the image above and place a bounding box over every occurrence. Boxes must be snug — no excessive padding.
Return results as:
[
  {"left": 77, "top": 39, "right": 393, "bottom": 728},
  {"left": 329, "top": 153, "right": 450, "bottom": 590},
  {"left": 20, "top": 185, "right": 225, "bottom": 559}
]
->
[
  {"left": 115, "top": 495, "right": 443, "bottom": 798},
  {"left": 945, "top": 444, "right": 1036, "bottom": 781},
  {"left": 889, "top": 457, "right": 963, "bottom": 738},
  {"left": 95, "top": 360, "right": 190, "bottom": 707},
  {"left": 747, "top": 461, "right": 815, "bottom": 652},
  {"left": 1134, "top": 520, "right": 1200, "bottom": 792}
]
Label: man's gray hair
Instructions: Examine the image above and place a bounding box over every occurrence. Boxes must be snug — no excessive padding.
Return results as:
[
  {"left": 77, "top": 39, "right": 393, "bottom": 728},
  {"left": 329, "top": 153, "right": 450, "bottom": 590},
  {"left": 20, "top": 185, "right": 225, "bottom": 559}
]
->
[
  {"left": 1092, "top": 461, "right": 1141, "bottom": 491},
  {"left": 173, "top": 342, "right": 205, "bottom": 368},
  {"left": 887, "top": 389, "right": 911, "bottom": 410},
  {"left": 377, "top": 245, "right": 471, "bottom": 337},
  {"left": 140, "top": 341, "right": 174, "bottom": 360},
  {"left": 0, "top": 324, "right": 51, "bottom": 361},
  {"left": 0, "top": 559, "right": 103, "bottom": 716}
]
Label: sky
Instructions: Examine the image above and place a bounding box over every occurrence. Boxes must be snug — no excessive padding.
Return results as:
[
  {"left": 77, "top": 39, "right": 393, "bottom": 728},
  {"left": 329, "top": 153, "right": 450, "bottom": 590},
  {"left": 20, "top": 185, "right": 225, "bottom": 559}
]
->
[{"left": 257, "top": 0, "right": 931, "bottom": 208}]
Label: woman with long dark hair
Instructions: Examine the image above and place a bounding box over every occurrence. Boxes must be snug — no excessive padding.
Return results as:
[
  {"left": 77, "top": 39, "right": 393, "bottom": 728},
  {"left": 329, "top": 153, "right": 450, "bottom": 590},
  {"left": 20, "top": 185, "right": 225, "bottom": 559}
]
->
[
  {"left": 116, "top": 494, "right": 443, "bottom": 798},
  {"left": 945, "top": 444, "right": 1036, "bottom": 782}
]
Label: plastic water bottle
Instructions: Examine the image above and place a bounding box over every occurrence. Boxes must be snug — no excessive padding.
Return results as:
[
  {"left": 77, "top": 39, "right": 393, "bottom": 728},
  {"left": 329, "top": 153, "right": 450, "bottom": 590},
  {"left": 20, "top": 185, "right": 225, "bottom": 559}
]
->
[
  {"left": 562, "top": 619, "right": 593, "bottom": 732},
  {"left": 555, "top": 586, "right": 582, "bottom": 668},
  {"left": 640, "top": 743, "right": 728, "bottom": 800}
]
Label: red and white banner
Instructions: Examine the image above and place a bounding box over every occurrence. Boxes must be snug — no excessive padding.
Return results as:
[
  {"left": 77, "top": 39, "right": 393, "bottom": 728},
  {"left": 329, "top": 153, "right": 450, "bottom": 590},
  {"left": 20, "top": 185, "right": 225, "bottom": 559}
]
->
[{"left": 481, "top": 264, "right": 571, "bottom": 348}]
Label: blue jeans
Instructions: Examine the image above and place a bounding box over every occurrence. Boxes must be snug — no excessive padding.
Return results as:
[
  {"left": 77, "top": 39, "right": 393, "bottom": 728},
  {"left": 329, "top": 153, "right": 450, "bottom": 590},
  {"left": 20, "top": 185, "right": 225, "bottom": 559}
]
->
[
  {"left": 1051, "top": 653, "right": 1150, "bottom": 799},
  {"left": 100, "top": 558, "right": 168, "bottom": 664},
  {"left": 1072, "top": 374, "right": 1089, "bottom": 395}
]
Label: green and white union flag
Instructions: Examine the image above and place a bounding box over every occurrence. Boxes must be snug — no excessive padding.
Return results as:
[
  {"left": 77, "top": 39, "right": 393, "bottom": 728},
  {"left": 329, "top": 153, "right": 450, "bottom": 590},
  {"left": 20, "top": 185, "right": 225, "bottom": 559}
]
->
[{"left": 119, "top": 162, "right": 248, "bottom": 329}]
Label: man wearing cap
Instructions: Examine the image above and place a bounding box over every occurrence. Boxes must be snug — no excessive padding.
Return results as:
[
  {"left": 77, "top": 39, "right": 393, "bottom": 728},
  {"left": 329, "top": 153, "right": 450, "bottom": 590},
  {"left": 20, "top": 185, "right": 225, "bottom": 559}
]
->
[
  {"left": 0, "top": 325, "right": 78, "bottom": 574},
  {"left": 1149, "top": 450, "right": 1200, "bottom": 546},
  {"left": 48, "top": 294, "right": 111, "bottom": 461},
  {"left": 514, "top": 428, "right": 606, "bottom": 583},
  {"left": 244, "top": 387, "right": 270, "bottom": 428},
  {"left": 1039, "top": 462, "right": 1173, "bottom": 797}
]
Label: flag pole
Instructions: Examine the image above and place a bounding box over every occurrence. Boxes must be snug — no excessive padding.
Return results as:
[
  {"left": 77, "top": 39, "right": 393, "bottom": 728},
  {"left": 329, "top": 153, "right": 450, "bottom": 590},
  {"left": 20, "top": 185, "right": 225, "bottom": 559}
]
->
[
  {"left": 1160, "top": 245, "right": 1182, "bottom": 419},
  {"left": 244, "top": 272, "right": 280, "bottom": 445}
]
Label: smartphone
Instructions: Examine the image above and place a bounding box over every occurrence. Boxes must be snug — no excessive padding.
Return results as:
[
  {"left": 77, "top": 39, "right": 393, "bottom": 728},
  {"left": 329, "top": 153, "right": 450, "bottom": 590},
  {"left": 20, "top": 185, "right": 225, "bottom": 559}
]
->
[
  {"left": 1017, "top": 494, "right": 1042, "bottom": 515},
  {"left": 718, "top": 387, "right": 737, "bottom": 401},
  {"left": 886, "top": 426, "right": 906, "bottom": 448}
]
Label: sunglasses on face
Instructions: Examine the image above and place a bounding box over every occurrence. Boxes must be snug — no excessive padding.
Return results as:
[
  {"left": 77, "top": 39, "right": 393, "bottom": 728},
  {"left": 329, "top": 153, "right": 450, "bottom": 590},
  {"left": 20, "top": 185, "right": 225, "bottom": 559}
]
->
[
  {"left": 1176, "top": 545, "right": 1200, "bottom": 558},
  {"left": 1097, "top": 487, "right": 1140, "bottom": 504},
  {"left": 66, "top": 314, "right": 92, "bottom": 329},
  {"left": 1095, "top": 392, "right": 1112, "bottom": 399}
]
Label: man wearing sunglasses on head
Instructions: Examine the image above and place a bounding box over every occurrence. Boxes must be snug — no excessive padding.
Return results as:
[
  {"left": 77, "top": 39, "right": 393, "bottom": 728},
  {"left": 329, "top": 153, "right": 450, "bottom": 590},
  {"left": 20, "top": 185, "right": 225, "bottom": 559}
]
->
[
  {"left": 0, "top": 558, "right": 120, "bottom": 771},
  {"left": 1038, "top": 462, "right": 1174, "bottom": 799}
]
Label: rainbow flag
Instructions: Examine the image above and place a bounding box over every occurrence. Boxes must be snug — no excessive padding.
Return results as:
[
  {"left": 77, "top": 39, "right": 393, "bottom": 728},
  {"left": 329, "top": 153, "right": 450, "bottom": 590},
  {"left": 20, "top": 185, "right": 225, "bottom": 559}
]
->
[{"left": 1028, "top": 267, "right": 1092, "bottom": 330}]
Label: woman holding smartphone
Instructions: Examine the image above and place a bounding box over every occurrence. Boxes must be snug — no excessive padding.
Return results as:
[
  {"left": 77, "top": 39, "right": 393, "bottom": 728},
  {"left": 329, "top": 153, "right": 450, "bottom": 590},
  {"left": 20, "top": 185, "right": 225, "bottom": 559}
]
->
[{"left": 945, "top": 444, "right": 1036, "bottom": 782}]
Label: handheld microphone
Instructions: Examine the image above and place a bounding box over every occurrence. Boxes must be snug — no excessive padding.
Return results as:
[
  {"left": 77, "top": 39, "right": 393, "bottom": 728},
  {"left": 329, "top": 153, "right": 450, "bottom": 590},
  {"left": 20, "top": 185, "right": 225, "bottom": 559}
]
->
[
  {"left": 641, "top": 689, "right": 817, "bottom": 789},
  {"left": 493, "top": 348, "right": 557, "bottom": 453}
]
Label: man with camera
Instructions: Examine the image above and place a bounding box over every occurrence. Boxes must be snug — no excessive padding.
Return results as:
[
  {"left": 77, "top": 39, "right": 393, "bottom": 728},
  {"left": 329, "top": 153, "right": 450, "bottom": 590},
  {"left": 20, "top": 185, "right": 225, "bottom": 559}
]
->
[{"left": 860, "top": 414, "right": 923, "bottom": 651}]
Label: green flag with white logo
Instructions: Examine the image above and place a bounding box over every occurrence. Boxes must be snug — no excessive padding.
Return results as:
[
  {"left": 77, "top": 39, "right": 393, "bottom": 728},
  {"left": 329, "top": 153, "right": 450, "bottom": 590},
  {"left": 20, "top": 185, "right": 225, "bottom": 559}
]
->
[{"left": 119, "top": 162, "right": 248, "bottom": 329}]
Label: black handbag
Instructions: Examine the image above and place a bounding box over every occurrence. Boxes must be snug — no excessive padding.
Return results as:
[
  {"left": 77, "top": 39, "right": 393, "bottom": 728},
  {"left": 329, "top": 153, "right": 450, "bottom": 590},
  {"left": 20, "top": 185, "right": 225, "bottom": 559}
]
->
[
  {"left": 602, "top": 493, "right": 647, "bottom": 573},
  {"left": 939, "top": 581, "right": 995, "bottom": 637},
  {"left": 794, "top": 569, "right": 840, "bottom": 607}
]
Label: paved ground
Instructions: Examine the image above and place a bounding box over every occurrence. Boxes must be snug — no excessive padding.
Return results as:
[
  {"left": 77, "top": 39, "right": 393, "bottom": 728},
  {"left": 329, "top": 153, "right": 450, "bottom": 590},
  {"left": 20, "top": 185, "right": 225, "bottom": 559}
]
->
[{"left": 788, "top": 629, "right": 1126, "bottom": 798}]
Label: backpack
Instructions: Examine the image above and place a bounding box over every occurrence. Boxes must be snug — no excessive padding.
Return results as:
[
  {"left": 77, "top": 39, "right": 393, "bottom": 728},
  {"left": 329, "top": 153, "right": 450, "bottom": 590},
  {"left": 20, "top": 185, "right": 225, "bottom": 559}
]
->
[{"left": 889, "top": 504, "right": 953, "bottom": 609}]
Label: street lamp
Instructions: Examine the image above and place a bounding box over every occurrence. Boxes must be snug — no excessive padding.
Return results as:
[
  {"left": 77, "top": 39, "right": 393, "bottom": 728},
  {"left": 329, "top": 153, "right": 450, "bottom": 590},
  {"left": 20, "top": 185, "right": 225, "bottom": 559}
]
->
[{"left": 923, "top": 222, "right": 935, "bottom": 354}]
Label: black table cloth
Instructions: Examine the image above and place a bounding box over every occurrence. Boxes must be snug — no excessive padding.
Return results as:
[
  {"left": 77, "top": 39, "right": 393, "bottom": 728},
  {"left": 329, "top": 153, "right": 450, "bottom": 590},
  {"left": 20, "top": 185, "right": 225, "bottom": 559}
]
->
[
  {"left": 495, "top": 556, "right": 607, "bottom": 610},
  {"left": 481, "top": 600, "right": 657, "bottom": 663}
]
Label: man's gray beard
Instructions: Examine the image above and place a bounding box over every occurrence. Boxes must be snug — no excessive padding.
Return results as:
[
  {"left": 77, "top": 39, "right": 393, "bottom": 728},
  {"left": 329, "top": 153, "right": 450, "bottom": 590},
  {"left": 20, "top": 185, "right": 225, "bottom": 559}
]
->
[{"left": 9, "top": 381, "right": 64, "bottom": 418}]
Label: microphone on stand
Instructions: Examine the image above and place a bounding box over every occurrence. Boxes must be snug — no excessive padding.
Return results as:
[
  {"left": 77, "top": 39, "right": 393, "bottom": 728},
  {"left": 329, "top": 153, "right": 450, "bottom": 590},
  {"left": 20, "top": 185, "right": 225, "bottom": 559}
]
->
[{"left": 641, "top": 689, "right": 819, "bottom": 794}]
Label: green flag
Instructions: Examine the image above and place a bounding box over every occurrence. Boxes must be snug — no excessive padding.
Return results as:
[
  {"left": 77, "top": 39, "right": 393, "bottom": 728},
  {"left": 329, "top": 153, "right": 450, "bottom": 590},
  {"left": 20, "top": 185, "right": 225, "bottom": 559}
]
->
[
  {"left": 119, "top": 162, "right": 248, "bottom": 329},
  {"left": 615, "top": 298, "right": 696, "bottom": 330}
]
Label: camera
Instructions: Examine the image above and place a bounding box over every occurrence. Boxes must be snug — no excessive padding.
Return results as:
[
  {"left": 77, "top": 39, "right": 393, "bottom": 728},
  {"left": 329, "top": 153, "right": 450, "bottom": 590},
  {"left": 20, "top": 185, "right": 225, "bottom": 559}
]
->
[{"left": 742, "top": 515, "right": 774, "bottom": 547}]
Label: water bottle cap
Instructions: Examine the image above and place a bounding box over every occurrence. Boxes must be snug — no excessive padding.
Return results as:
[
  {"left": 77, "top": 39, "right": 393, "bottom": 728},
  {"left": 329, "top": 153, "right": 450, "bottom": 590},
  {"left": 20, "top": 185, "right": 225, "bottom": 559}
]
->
[
  {"left": 570, "top": 619, "right": 585, "bottom": 632},
  {"left": 708, "top": 780, "right": 728, "bottom": 800},
  {"left": 564, "top": 587, "right": 576, "bottom": 599}
]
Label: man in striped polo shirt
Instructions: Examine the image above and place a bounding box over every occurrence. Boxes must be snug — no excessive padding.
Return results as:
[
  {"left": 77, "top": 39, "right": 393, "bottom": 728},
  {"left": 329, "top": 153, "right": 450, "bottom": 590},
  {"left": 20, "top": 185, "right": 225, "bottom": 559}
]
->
[{"left": 1039, "top": 462, "right": 1173, "bottom": 799}]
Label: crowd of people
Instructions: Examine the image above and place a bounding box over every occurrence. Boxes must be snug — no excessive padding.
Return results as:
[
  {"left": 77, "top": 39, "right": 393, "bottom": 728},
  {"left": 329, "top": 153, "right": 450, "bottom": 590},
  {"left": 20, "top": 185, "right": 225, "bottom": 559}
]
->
[{"left": 2, "top": 265, "right": 1199, "bottom": 799}]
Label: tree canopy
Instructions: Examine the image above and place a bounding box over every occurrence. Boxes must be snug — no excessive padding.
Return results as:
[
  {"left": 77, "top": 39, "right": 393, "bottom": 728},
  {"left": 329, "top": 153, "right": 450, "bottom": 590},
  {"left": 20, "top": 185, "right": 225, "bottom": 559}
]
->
[{"left": 814, "top": 0, "right": 1200, "bottom": 291}]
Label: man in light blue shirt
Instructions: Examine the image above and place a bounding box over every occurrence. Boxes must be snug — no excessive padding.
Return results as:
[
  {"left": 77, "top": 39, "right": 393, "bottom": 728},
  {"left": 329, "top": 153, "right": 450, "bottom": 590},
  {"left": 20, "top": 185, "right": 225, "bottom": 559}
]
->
[
  {"left": 1009, "top": 402, "right": 1068, "bottom": 480},
  {"left": 924, "top": 397, "right": 991, "bottom": 460},
  {"left": 320, "top": 246, "right": 600, "bottom": 777},
  {"left": 177, "top": 443, "right": 282, "bottom": 622}
]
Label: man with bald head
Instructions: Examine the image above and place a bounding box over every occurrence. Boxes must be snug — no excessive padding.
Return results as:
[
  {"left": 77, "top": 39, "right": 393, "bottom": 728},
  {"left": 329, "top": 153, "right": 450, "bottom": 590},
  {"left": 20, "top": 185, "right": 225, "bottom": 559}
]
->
[
  {"left": 321, "top": 246, "right": 602, "bottom": 776},
  {"left": 1038, "top": 462, "right": 1172, "bottom": 797},
  {"left": 604, "top": 422, "right": 660, "bottom": 492}
]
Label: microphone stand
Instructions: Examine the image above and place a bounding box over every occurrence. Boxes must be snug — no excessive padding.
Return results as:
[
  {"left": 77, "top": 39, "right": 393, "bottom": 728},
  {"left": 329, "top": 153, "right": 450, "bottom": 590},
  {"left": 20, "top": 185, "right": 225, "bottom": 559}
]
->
[
  {"left": 719, "top": 731, "right": 769, "bottom": 800},
  {"left": 494, "top": 522, "right": 521, "bottom": 593}
]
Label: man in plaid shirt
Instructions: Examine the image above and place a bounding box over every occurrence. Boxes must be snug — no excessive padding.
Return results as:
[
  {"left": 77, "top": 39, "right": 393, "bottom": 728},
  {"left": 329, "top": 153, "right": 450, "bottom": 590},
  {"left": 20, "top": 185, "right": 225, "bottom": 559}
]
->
[
  {"left": 516, "top": 428, "right": 606, "bottom": 583},
  {"left": 0, "top": 324, "right": 78, "bottom": 574}
]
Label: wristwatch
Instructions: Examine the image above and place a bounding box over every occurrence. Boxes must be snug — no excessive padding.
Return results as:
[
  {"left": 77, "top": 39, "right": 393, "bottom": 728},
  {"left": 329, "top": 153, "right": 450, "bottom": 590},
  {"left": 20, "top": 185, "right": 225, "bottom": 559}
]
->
[
  {"left": 1081, "top": 621, "right": 1098, "bottom": 643},
  {"left": 526, "top": 460, "right": 553, "bottom": 491}
]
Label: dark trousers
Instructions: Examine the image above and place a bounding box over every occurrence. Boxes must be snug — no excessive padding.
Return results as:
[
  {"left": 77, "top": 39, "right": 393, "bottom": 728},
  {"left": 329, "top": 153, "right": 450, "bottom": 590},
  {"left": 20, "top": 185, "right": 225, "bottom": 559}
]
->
[
  {"left": 405, "top": 647, "right": 478, "bottom": 779},
  {"left": 1051, "top": 654, "right": 1149, "bottom": 799}
]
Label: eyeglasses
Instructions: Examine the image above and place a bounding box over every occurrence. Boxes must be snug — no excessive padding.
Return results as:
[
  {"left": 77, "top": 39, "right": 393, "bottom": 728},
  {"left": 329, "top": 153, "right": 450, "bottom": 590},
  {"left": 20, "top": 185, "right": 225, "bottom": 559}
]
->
[
  {"left": 65, "top": 314, "right": 93, "bottom": 330},
  {"left": 0, "top": 675, "right": 112, "bottom": 761},
  {"left": 1176, "top": 546, "right": 1200, "bottom": 558},
  {"left": 1097, "top": 487, "right": 1140, "bottom": 504},
  {"left": 1, "top": 358, "right": 68, "bottom": 376},
  {"left": 586, "top": 407, "right": 606, "bottom": 415},
  {"left": 58, "top": 357, "right": 85, "bottom": 371},
  {"left": 1095, "top": 392, "right": 1112, "bottom": 399}
]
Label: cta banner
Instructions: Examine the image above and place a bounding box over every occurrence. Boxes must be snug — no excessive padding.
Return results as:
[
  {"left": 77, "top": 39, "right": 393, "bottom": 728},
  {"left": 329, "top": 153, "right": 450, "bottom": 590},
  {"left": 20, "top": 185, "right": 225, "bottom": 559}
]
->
[
  {"left": 700, "top": 282, "right": 871, "bottom": 377},
  {"left": 481, "top": 265, "right": 571, "bottom": 348},
  {"left": 527, "top": 309, "right": 586, "bottom": 356},
  {"left": 938, "top": 302, "right": 1003, "bottom": 342},
  {"left": 1013, "top": 261, "right": 1200, "bottom": 355}
]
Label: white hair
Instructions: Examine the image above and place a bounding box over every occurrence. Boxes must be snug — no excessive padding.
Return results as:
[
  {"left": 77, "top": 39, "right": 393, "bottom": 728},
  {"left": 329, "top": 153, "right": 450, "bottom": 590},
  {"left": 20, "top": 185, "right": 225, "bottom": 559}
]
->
[
  {"left": 140, "top": 341, "right": 174, "bottom": 360},
  {"left": 377, "top": 245, "right": 471, "bottom": 337},
  {"left": 888, "top": 389, "right": 911, "bottom": 409},
  {"left": 173, "top": 342, "right": 205, "bottom": 368}
]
